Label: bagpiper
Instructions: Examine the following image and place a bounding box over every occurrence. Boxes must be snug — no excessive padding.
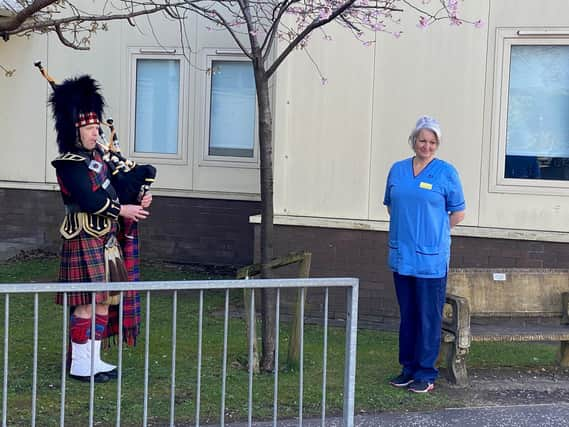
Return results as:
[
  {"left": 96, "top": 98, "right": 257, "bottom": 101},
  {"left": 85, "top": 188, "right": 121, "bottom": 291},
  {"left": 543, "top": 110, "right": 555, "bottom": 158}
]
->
[{"left": 49, "top": 74, "right": 152, "bottom": 382}]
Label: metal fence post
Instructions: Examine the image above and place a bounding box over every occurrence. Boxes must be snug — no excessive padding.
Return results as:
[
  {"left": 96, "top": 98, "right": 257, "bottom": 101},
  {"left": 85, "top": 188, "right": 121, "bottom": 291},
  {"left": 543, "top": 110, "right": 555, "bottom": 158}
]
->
[{"left": 343, "top": 281, "right": 359, "bottom": 427}]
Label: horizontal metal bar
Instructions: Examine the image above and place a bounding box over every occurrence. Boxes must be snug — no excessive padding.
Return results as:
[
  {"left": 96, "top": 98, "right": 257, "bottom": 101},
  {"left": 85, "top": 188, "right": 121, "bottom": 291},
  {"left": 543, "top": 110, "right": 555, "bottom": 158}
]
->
[
  {"left": 139, "top": 48, "right": 177, "bottom": 54},
  {"left": 517, "top": 30, "right": 569, "bottom": 36},
  {"left": 215, "top": 49, "right": 244, "bottom": 55},
  {"left": 0, "top": 278, "right": 358, "bottom": 294}
]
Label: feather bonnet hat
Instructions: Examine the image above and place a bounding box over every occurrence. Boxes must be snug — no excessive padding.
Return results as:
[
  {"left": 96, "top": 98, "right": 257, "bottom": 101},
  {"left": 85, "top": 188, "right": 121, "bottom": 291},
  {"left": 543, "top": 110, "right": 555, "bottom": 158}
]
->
[{"left": 49, "top": 75, "right": 105, "bottom": 153}]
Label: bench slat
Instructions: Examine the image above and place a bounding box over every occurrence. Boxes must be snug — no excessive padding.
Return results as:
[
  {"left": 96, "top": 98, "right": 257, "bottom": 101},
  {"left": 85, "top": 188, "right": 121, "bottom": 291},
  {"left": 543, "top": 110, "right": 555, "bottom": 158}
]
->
[
  {"left": 472, "top": 334, "right": 569, "bottom": 342},
  {"left": 470, "top": 324, "right": 569, "bottom": 342}
]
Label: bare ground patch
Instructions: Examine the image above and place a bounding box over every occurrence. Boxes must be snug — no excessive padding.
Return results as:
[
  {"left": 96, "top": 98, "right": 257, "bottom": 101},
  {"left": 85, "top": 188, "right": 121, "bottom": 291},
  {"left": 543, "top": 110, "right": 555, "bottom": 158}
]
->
[{"left": 438, "top": 366, "right": 569, "bottom": 407}]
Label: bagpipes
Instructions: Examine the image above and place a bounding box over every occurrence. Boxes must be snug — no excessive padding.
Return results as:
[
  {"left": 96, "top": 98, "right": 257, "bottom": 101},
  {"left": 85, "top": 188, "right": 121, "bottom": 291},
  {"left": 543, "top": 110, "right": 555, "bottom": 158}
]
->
[{"left": 35, "top": 61, "right": 156, "bottom": 205}]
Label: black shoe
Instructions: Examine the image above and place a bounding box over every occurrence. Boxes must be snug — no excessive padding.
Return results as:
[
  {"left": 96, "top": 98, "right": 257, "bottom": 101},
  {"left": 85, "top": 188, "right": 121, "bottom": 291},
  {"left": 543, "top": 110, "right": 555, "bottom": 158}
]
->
[
  {"left": 100, "top": 368, "right": 118, "bottom": 379},
  {"left": 69, "top": 372, "right": 111, "bottom": 383},
  {"left": 389, "top": 373, "right": 414, "bottom": 388}
]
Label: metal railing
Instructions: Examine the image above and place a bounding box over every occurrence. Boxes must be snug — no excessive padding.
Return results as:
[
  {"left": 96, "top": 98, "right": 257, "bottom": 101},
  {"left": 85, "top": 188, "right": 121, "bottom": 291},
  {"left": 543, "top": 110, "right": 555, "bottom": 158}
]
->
[{"left": 0, "top": 278, "right": 359, "bottom": 427}]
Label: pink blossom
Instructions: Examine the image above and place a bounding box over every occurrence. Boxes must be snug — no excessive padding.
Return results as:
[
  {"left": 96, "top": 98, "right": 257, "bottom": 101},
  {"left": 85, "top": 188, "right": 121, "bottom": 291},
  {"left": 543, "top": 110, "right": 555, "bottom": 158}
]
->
[
  {"left": 372, "top": 22, "right": 386, "bottom": 31},
  {"left": 319, "top": 8, "right": 332, "bottom": 20},
  {"left": 447, "top": 0, "right": 459, "bottom": 12},
  {"left": 393, "top": 31, "right": 402, "bottom": 38},
  {"left": 450, "top": 15, "right": 463, "bottom": 26},
  {"left": 474, "top": 19, "right": 484, "bottom": 28},
  {"left": 417, "top": 16, "right": 429, "bottom": 29}
]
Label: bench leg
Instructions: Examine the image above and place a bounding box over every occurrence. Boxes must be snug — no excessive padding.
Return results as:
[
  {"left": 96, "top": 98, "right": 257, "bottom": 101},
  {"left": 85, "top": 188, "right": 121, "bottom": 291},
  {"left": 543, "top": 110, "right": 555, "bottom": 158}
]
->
[
  {"left": 560, "top": 342, "right": 569, "bottom": 367},
  {"left": 444, "top": 341, "right": 468, "bottom": 387}
]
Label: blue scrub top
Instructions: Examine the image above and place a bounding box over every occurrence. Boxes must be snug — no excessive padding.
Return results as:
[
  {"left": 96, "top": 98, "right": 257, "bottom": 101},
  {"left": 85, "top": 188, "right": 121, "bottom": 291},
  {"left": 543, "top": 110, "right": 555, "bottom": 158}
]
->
[{"left": 383, "top": 157, "right": 465, "bottom": 278}]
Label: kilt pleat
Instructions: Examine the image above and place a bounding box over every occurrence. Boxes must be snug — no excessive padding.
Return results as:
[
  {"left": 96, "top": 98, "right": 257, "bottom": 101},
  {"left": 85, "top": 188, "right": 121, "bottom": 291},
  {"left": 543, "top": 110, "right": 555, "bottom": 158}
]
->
[{"left": 55, "top": 231, "right": 109, "bottom": 306}]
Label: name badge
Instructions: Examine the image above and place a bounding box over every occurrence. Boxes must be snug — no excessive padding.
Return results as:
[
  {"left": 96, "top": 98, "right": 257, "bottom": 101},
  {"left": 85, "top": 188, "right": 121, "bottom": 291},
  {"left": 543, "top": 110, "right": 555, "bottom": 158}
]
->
[
  {"left": 88, "top": 160, "right": 103, "bottom": 173},
  {"left": 419, "top": 182, "right": 432, "bottom": 190}
]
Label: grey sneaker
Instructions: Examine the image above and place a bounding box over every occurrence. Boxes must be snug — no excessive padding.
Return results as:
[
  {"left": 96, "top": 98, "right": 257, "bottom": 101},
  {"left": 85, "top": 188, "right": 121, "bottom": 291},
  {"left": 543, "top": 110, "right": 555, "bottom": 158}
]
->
[
  {"left": 408, "top": 380, "right": 434, "bottom": 393},
  {"left": 389, "top": 373, "right": 414, "bottom": 387}
]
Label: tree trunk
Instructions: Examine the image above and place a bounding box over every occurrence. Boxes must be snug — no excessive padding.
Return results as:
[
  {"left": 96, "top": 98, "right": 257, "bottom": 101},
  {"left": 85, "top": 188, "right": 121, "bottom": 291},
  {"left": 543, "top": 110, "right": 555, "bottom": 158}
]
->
[{"left": 253, "top": 60, "right": 276, "bottom": 372}]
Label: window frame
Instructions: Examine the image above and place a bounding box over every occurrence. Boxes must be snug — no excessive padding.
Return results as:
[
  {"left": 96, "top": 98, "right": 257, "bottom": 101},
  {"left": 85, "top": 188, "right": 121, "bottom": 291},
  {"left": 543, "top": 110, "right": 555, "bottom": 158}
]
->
[
  {"left": 199, "top": 50, "right": 259, "bottom": 168},
  {"left": 490, "top": 27, "right": 569, "bottom": 195},
  {"left": 127, "top": 47, "right": 189, "bottom": 165}
]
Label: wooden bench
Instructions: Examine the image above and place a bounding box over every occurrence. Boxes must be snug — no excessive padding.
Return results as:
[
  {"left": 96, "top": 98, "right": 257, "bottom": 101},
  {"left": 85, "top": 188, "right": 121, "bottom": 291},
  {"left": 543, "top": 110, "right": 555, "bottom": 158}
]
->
[{"left": 440, "top": 268, "right": 569, "bottom": 386}]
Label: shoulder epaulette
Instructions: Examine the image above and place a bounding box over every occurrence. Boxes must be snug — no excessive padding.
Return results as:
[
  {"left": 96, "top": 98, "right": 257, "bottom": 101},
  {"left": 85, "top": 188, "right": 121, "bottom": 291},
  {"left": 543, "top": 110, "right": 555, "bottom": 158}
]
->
[
  {"left": 52, "top": 152, "right": 90, "bottom": 168},
  {"left": 53, "top": 153, "right": 89, "bottom": 162}
]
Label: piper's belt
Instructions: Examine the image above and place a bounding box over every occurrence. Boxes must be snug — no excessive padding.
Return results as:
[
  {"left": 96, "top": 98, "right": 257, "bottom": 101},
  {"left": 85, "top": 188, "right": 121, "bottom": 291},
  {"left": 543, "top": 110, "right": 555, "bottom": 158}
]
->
[{"left": 59, "top": 212, "right": 113, "bottom": 239}]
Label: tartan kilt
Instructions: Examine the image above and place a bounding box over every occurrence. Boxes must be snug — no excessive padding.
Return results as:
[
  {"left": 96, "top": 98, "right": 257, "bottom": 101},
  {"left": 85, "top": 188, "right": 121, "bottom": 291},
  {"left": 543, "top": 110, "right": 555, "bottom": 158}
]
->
[
  {"left": 55, "top": 220, "right": 142, "bottom": 347},
  {"left": 55, "top": 230, "right": 110, "bottom": 306}
]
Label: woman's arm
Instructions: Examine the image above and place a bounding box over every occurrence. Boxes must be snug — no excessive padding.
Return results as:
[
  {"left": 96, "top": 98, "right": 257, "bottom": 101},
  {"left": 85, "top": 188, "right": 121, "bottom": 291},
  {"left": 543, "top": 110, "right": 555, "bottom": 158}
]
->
[{"left": 450, "top": 210, "right": 465, "bottom": 228}]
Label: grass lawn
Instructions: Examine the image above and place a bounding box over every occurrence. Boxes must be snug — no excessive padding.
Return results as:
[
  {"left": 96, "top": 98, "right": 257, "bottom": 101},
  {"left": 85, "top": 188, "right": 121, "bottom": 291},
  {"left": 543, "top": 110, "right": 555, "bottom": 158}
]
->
[{"left": 0, "top": 256, "right": 559, "bottom": 425}]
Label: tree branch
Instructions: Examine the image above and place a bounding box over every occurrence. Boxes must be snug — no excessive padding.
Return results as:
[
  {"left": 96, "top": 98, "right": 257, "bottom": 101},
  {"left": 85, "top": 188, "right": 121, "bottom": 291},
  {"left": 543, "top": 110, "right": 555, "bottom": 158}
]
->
[
  {"left": 0, "top": 0, "right": 55, "bottom": 33},
  {"left": 185, "top": 3, "right": 253, "bottom": 58},
  {"left": 265, "top": 1, "right": 405, "bottom": 79},
  {"left": 0, "top": 0, "right": 58, "bottom": 32},
  {"left": 54, "top": 23, "right": 89, "bottom": 50},
  {"left": 1, "top": 2, "right": 171, "bottom": 35},
  {"left": 261, "top": 0, "right": 297, "bottom": 62},
  {"left": 265, "top": 0, "right": 358, "bottom": 79},
  {"left": 238, "top": 0, "right": 263, "bottom": 62}
]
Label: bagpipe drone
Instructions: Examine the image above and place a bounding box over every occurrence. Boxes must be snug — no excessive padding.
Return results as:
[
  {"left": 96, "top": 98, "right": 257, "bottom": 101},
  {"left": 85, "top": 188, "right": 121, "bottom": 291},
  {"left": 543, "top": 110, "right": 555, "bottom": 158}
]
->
[{"left": 35, "top": 61, "right": 156, "bottom": 205}]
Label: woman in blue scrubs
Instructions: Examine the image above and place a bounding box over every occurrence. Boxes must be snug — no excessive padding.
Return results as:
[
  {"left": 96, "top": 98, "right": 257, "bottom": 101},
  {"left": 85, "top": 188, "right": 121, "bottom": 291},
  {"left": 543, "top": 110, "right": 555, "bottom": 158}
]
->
[{"left": 384, "top": 116, "right": 465, "bottom": 393}]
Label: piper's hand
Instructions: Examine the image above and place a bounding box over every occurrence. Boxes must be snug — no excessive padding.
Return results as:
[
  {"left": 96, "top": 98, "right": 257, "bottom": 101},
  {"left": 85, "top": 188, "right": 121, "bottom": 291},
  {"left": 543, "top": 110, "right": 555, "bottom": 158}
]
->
[
  {"left": 140, "top": 192, "right": 153, "bottom": 209},
  {"left": 120, "top": 204, "right": 149, "bottom": 222}
]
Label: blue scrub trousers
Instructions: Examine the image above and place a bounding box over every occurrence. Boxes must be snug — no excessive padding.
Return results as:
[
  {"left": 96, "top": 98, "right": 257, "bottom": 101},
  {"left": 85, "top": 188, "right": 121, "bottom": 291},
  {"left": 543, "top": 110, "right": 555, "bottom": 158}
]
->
[{"left": 393, "top": 272, "right": 447, "bottom": 382}]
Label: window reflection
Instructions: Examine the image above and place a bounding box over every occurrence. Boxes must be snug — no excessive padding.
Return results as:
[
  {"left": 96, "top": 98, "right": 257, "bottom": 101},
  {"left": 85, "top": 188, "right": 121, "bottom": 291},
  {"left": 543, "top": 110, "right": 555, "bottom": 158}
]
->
[{"left": 505, "top": 45, "right": 569, "bottom": 180}]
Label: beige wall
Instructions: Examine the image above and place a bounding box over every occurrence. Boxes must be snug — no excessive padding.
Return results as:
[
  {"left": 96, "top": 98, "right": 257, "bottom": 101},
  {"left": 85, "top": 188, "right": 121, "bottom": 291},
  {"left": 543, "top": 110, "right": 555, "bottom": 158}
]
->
[
  {"left": 0, "top": 36, "right": 49, "bottom": 184},
  {"left": 272, "top": 0, "right": 569, "bottom": 240},
  {"left": 273, "top": 26, "right": 376, "bottom": 219},
  {"left": 4, "top": 1, "right": 569, "bottom": 239}
]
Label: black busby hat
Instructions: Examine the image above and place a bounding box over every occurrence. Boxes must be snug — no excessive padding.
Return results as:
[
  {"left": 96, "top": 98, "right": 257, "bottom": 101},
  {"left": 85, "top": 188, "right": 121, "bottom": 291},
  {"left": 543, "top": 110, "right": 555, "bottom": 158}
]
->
[{"left": 49, "top": 75, "right": 105, "bottom": 153}]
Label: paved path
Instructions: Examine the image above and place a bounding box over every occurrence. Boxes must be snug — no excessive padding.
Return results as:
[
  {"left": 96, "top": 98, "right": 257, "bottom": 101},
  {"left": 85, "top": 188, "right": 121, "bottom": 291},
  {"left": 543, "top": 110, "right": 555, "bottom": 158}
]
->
[{"left": 223, "top": 403, "right": 569, "bottom": 426}]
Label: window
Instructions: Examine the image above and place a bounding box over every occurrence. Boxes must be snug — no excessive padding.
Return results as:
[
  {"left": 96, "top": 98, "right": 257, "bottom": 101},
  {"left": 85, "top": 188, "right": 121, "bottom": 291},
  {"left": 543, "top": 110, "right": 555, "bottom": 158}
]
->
[
  {"left": 505, "top": 45, "right": 569, "bottom": 181},
  {"left": 135, "top": 58, "right": 180, "bottom": 154},
  {"left": 204, "top": 56, "right": 257, "bottom": 162},
  {"left": 128, "top": 49, "right": 187, "bottom": 163},
  {"left": 492, "top": 28, "right": 569, "bottom": 193}
]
